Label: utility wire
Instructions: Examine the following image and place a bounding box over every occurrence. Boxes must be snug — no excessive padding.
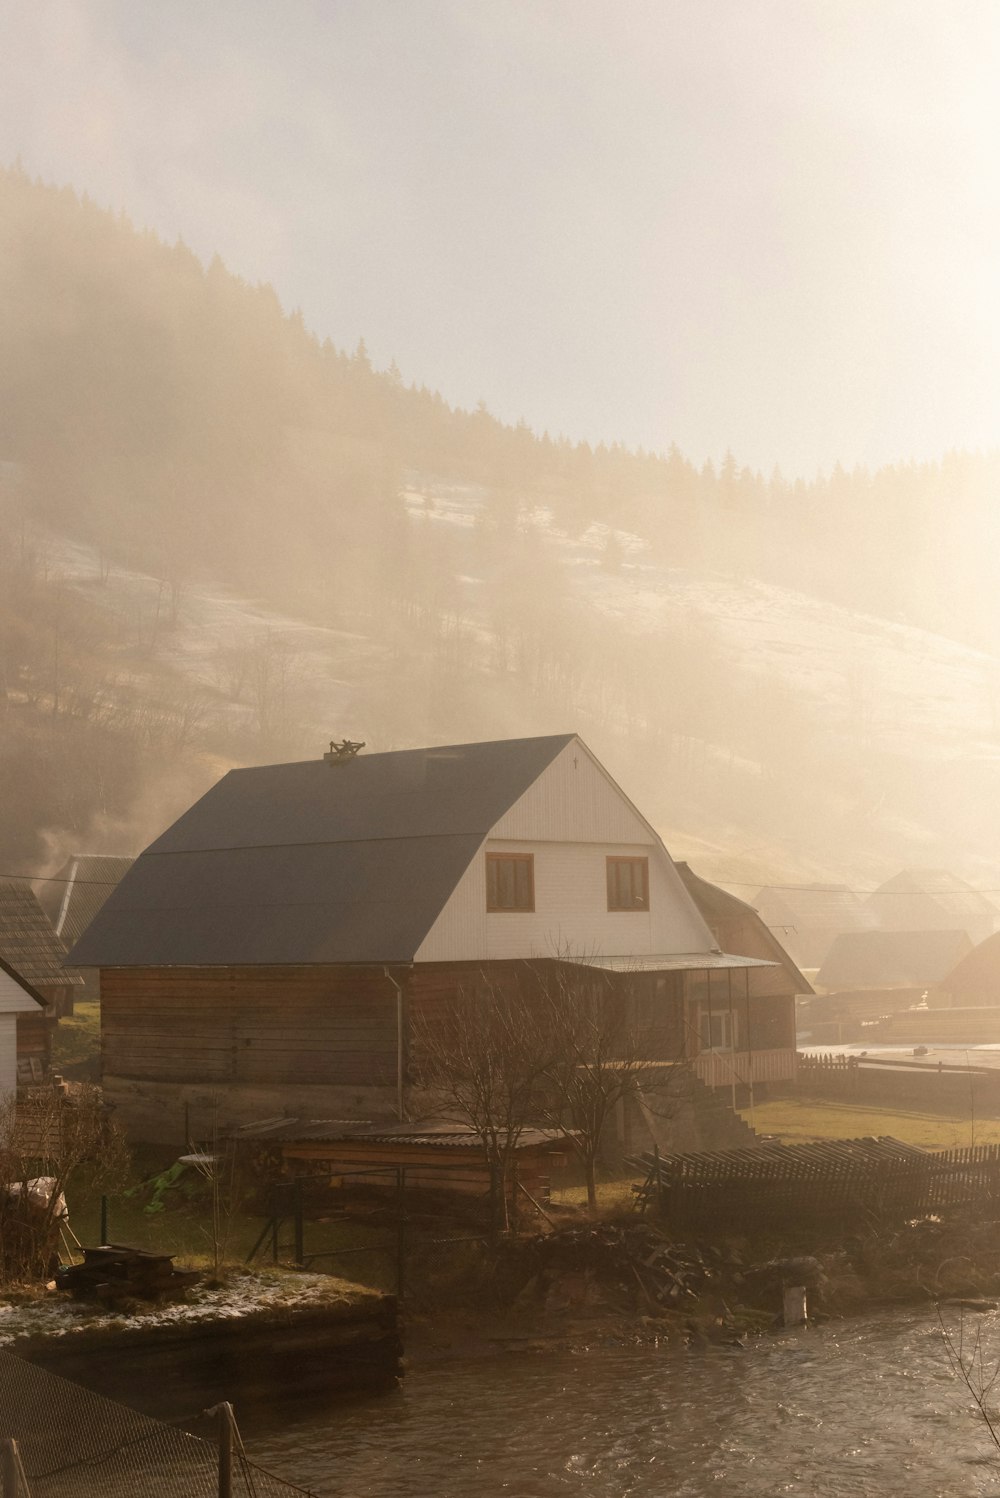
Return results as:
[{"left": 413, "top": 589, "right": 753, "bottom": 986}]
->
[
  {"left": 0, "top": 871, "right": 131, "bottom": 885},
  {"left": 5, "top": 870, "right": 1000, "bottom": 896},
  {"left": 722, "top": 880, "right": 1000, "bottom": 895}
]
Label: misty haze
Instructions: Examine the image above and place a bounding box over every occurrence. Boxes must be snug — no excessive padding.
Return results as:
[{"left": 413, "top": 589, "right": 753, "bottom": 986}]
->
[{"left": 1, "top": 3, "right": 1000, "bottom": 1496}]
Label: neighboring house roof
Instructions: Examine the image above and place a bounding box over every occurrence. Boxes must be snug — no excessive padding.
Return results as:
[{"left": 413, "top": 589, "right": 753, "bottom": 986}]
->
[
  {"left": 941, "top": 933, "right": 1000, "bottom": 1001},
  {"left": 0, "top": 954, "right": 45, "bottom": 1011},
  {"left": 234, "top": 1118, "right": 568, "bottom": 1149},
  {"left": 45, "top": 855, "right": 135, "bottom": 948},
  {"left": 861, "top": 869, "right": 998, "bottom": 935},
  {"left": 754, "top": 884, "right": 867, "bottom": 931},
  {"left": 71, "top": 735, "right": 580, "bottom": 968},
  {"left": 0, "top": 881, "right": 83, "bottom": 989},
  {"left": 675, "top": 863, "right": 813, "bottom": 993},
  {"left": 818, "top": 928, "right": 973, "bottom": 991},
  {"left": 752, "top": 883, "right": 868, "bottom": 968}
]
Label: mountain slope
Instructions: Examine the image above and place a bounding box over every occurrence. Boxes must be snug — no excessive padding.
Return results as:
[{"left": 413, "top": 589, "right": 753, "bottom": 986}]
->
[{"left": 3, "top": 168, "right": 1000, "bottom": 887}]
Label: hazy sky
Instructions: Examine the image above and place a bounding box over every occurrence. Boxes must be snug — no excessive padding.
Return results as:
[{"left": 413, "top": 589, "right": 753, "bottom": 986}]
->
[{"left": 2, "top": 0, "right": 998, "bottom": 476}]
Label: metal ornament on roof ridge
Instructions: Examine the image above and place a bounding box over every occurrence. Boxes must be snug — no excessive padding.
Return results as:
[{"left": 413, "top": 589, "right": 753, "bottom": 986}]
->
[{"left": 323, "top": 738, "right": 365, "bottom": 763}]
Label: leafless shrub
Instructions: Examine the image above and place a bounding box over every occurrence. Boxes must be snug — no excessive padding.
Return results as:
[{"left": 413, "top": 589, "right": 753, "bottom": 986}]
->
[
  {"left": 938, "top": 1303, "right": 1000, "bottom": 1457},
  {"left": 0, "top": 1085, "right": 130, "bottom": 1283}
]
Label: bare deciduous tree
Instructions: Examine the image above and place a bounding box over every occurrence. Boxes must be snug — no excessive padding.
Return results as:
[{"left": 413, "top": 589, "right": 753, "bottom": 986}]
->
[
  {"left": 410, "top": 962, "right": 686, "bottom": 1223},
  {"left": 409, "top": 973, "right": 556, "bottom": 1235},
  {"left": 537, "top": 965, "right": 678, "bottom": 1211}
]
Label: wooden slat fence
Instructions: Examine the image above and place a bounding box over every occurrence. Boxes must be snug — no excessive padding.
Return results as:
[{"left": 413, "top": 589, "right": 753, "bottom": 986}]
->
[
  {"left": 627, "top": 1137, "right": 1000, "bottom": 1232},
  {"left": 796, "top": 1051, "right": 1000, "bottom": 1111}
]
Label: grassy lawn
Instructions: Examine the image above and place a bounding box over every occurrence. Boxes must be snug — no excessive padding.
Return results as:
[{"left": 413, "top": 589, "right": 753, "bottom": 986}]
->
[
  {"left": 52, "top": 999, "right": 101, "bottom": 1075},
  {"left": 64, "top": 1160, "right": 401, "bottom": 1290},
  {"left": 741, "top": 1096, "right": 1000, "bottom": 1150}
]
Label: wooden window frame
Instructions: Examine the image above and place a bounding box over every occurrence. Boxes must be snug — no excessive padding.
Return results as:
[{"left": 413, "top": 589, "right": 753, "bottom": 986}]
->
[
  {"left": 606, "top": 855, "right": 650, "bottom": 912},
  {"left": 486, "top": 852, "right": 535, "bottom": 912}
]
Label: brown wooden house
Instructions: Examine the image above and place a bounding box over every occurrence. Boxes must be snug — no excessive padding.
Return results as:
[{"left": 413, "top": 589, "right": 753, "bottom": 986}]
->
[{"left": 70, "top": 735, "right": 779, "bottom": 1143}]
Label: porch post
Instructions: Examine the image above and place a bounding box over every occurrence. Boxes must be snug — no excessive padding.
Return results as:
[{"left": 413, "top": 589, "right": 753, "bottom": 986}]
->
[
  {"left": 744, "top": 968, "right": 755, "bottom": 1128},
  {"left": 727, "top": 969, "right": 736, "bottom": 1112}
]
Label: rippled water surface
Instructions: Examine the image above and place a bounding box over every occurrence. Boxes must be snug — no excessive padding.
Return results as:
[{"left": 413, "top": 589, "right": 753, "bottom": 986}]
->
[{"left": 249, "top": 1313, "right": 1000, "bottom": 1497}]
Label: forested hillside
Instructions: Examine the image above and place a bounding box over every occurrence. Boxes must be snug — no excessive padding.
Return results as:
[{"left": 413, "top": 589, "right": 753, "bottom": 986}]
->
[{"left": 3, "top": 167, "right": 1000, "bottom": 885}]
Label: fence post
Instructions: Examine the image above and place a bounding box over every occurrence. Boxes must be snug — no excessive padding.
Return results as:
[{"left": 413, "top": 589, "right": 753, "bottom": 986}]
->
[
  {"left": 396, "top": 1167, "right": 406, "bottom": 1303},
  {"left": 1, "top": 1439, "right": 25, "bottom": 1498},
  {"left": 215, "top": 1402, "right": 234, "bottom": 1498},
  {"left": 100, "top": 1195, "right": 109, "bottom": 1246},
  {"left": 293, "top": 1179, "right": 304, "bottom": 1266}
]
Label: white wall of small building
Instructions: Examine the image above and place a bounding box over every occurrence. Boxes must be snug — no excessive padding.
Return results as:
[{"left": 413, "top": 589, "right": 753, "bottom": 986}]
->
[
  {"left": 0, "top": 968, "right": 42, "bottom": 1096},
  {"left": 415, "top": 738, "right": 717, "bottom": 963}
]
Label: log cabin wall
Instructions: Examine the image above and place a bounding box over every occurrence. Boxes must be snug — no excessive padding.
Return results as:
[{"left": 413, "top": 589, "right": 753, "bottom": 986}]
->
[
  {"left": 101, "top": 965, "right": 401, "bottom": 1143},
  {"left": 101, "top": 958, "right": 705, "bottom": 1143}
]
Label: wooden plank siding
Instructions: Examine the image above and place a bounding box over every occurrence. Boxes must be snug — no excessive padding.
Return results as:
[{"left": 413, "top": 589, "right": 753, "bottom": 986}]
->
[
  {"left": 415, "top": 739, "right": 717, "bottom": 964},
  {"left": 16, "top": 1011, "right": 52, "bottom": 1086},
  {"left": 101, "top": 967, "right": 399, "bottom": 1089}
]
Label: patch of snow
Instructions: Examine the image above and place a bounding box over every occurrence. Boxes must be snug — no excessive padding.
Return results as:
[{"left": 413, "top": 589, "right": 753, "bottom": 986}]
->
[{"left": 0, "top": 1271, "right": 376, "bottom": 1346}]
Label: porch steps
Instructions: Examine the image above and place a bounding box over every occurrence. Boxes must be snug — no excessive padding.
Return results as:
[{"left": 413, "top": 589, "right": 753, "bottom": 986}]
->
[
  {"left": 632, "top": 1067, "right": 760, "bottom": 1157},
  {"left": 685, "top": 1069, "right": 760, "bottom": 1150}
]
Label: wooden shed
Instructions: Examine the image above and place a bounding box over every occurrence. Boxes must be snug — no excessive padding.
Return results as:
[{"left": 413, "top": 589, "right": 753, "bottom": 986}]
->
[{"left": 235, "top": 1118, "right": 570, "bottom": 1199}]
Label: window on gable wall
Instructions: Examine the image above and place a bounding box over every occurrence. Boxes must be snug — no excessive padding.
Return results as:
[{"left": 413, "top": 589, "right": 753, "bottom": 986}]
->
[
  {"left": 606, "top": 856, "right": 649, "bottom": 911},
  {"left": 486, "top": 852, "right": 535, "bottom": 912}
]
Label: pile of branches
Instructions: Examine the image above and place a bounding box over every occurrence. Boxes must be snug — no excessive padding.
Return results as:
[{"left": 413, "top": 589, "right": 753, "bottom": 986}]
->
[{"left": 513, "top": 1221, "right": 728, "bottom": 1314}]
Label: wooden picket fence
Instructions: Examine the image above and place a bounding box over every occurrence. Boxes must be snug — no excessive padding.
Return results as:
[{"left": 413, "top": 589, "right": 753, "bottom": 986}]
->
[{"left": 628, "top": 1138, "right": 1000, "bottom": 1233}]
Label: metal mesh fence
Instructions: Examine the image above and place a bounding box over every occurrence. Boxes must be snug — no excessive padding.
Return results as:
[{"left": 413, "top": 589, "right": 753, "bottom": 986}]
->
[{"left": 0, "top": 1351, "right": 317, "bottom": 1498}]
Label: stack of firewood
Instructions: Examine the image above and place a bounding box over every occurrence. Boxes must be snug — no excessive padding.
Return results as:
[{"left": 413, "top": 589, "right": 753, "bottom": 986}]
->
[{"left": 57, "top": 1245, "right": 202, "bottom": 1303}]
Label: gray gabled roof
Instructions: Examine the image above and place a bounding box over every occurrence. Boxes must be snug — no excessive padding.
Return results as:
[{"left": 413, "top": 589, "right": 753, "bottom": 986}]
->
[
  {"left": 674, "top": 863, "right": 813, "bottom": 993},
  {"left": 0, "top": 881, "right": 82, "bottom": 988},
  {"left": 70, "top": 735, "right": 575, "bottom": 968},
  {"left": 44, "top": 855, "right": 135, "bottom": 947},
  {"left": 0, "top": 953, "right": 45, "bottom": 1009}
]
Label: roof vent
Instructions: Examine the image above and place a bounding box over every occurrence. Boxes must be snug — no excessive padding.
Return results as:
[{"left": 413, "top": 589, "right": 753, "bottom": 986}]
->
[{"left": 324, "top": 739, "right": 365, "bottom": 764}]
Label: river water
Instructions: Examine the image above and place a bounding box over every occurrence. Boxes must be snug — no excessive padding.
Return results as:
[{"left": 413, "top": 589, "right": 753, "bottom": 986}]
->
[{"left": 247, "top": 1310, "right": 1000, "bottom": 1497}]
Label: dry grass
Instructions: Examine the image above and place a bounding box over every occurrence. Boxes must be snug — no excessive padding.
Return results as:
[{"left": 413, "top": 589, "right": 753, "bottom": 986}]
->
[{"left": 742, "top": 1096, "right": 1000, "bottom": 1150}]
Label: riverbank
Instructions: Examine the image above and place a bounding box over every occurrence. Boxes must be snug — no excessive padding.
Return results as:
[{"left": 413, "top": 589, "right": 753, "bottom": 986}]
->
[
  {"left": 0, "top": 1269, "right": 401, "bottom": 1413},
  {"left": 403, "top": 1202, "right": 1000, "bottom": 1361}
]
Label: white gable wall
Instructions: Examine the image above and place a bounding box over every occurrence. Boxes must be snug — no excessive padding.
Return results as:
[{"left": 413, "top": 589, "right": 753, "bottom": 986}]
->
[
  {"left": 415, "top": 738, "right": 717, "bottom": 963},
  {"left": 0, "top": 968, "right": 41, "bottom": 1097}
]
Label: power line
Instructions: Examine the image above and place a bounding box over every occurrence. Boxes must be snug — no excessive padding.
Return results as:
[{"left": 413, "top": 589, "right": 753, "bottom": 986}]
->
[
  {"left": 5, "top": 869, "right": 1000, "bottom": 897},
  {"left": 0, "top": 871, "right": 131, "bottom": 886},
  {"left": 723, "top": 880, "right": 1000, "bottom": 895},
  {"left": 5, "top": 869, "right": 1000, "bottom": 902}
]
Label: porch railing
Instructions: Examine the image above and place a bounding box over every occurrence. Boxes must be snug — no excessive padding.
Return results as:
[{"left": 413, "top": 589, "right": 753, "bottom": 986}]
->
[{"left": 692, "top": 1047, "right": 797, "bottom": 1088}]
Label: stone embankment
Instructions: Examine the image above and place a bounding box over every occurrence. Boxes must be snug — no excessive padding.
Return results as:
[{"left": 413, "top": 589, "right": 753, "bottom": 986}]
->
[{"left": 0, "top": 1271, "right": 401, "bottom": 1413}]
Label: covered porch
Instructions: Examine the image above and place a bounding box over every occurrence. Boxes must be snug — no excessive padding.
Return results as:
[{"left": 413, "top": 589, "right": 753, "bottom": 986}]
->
[{"left": 560, "top": 952, "right": 797, "bottom": 1095}]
